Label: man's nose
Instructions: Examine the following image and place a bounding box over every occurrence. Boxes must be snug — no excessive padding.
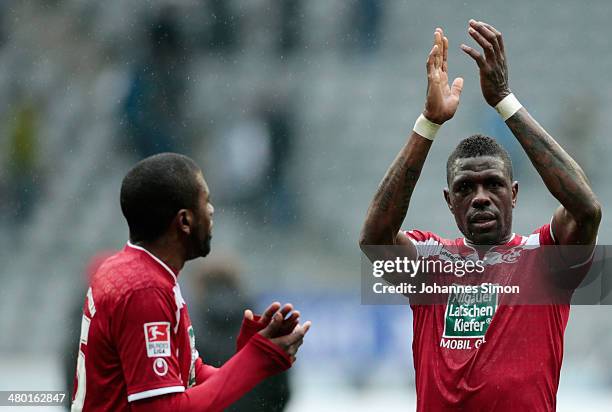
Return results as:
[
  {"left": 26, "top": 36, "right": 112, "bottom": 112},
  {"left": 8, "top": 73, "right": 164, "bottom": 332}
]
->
[{"left": 471, "top": 186, "right": 491, "bottom": 209}]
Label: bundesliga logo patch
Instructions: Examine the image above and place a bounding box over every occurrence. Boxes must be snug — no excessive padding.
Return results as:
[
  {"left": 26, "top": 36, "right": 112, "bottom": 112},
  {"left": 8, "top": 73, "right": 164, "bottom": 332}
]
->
[{"left": 144, "top": 322, "right": 171, "bottom": 357}]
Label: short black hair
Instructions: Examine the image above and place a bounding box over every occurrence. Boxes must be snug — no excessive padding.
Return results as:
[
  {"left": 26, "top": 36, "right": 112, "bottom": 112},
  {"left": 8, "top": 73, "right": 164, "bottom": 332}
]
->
[
  {"left": 120, "top": 153, "right": 201, "bottom": 242},
  {"left": 446, "top": 134, "right": 513, "bottom": 184}
]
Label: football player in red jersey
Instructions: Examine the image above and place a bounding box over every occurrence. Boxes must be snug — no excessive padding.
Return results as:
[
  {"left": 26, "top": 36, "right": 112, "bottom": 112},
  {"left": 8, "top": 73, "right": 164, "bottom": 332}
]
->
[
  {"left": 360, "top": 21, "right": 601, "bottom": 411},
  {"left": 71, "top": 153, "right": 311, "bottom": 411}
]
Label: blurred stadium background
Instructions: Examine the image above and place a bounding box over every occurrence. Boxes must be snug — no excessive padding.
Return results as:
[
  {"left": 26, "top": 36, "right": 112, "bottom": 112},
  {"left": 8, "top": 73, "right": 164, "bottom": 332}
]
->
[{"left": 0, "top": 0, "right": 611, "bottom": 410}]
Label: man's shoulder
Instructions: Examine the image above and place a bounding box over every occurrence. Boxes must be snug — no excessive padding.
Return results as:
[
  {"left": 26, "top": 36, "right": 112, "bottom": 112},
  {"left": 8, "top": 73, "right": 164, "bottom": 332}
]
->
[
  {"left": 527, "top": 222, "right": 556, "bottom": 246},
  {"left": 90, "top": 249, "right": 173, "bottom": 306},
  {"left": 507, "top": 223, "right": 556, "bottom": 249}
]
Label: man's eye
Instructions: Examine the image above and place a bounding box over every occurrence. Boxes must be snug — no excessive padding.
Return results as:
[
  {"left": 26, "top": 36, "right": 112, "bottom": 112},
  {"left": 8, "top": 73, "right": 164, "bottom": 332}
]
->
[{"left": 458, "top": 183, "right": 471, "bottom": 193}]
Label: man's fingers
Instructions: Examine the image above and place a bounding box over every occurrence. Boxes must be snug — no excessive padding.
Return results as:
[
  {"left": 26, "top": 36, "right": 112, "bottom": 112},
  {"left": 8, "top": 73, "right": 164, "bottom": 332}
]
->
[
  {"left": 261, "top": 302, "right": 295, "bottom": 326},
  {"left": 261, "top": 302, "right": 281, "bottom": 323},
  {"left": 435, "top": 28, "right": 447, "bottom": 70},
  {"left": 468, "top": 27, "right": 495, "bottom": 62},
  {"left": 428, "top": 45, "right": 441, "bottom": 83},
  {"left": 426, "top": 44, "right": 439, "bottom": 85},
  {"left": 470, "top": 20, "right": 500, "bottom": 56},
  {"left": 426, "top": 44, "right": 436, "bottom": 71},
  {"left": 278, "top": 312, "right": 300, "bottom": 334},
  {"left": 285, "top": 311, "right": 300, "bottom": 323},
  {"left": 479, "top": 21, "right": 505, "bottom": 54},
  {"left": 279, "top": 303, "right": 293, "bottom": 319},
  {"left": 287, "top": 322, "right": 310, "bottom": 351},
  {"left": 293, "top": 336, "right": 305, "bottom": 350},
  {"left": 244, "top": 309, "right": 254, "bottom": 321},
  {"left": 450, "top": 77, "right": 464, "bottom": 98},
  {"left": 267, "top": 312, "right": 284, "bottom": 332},
  {"left": 286, "top": 338, "right": 304, "bottom": 356},
  {"left": 460, "top": 44, "right": 485, "bottom": 68},
  {"left": 283, "top": 321, "right": 312, "bottom": 345},
  {"left": 284, "top": 329, "right": 304, "bottom": 346},
  {"left": 281, "top": 320, "right": 299, "bottom": 336},
  {"left": 287, "top": 338, "right": 304, "bottom": 354},
  {"left": 258, "top": 311, "right": 284, "bottom": 338},
  {"left": 442, "top": 36, "right": 449, "bottom": 73},
  {"left": 477, "top": 21, "right": 499, "bottom": 33},
  {"left": 434, "top": 31, "right": 443, "bottom": 69},
  {"left": 268, "top": 321, "right": 311, "bottom": 361}
]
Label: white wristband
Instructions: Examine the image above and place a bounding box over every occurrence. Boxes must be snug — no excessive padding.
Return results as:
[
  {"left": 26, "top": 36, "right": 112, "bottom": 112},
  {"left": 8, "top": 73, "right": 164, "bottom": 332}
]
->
[
  {"left": 495, "top": 93, "right": 522, "bottom": 121},
  {"left": 413, "top": 114, "right": 441, "bottom": 141}
]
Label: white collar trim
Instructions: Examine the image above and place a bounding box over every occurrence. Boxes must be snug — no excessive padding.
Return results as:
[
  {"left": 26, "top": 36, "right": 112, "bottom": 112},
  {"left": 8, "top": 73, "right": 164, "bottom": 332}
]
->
[{"left": 463, "top": 233, "right": 516, "bottom": 250}]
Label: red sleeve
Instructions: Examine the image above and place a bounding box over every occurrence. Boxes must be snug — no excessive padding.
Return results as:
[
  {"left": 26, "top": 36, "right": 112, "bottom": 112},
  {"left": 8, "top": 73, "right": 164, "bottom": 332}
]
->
[
  {"left": 130, "top": 333, "right": 291, "bottom": 412},
  {"left": 535, "top": 222, "right": 557, "bottom": 246},
  {"left": 236, "top": 315, "right": 265, "bottom": 351},
  {"left": 404, "top": 229, "right": 445, "bottom": 259},
  {"left": 195, "top": 358, "right": 217, "bottom": 385},
  {"left": 535, "top": 222, "right": 596, "bottom": 276},
  {"left": 404, "top": 229, "right": 433, "bottom": 243},
  {"left": 112, "top": 288, "right": 185, "bottom": 401},
  {"left": 194, "top": 315, "right": 266, "bottom": 385}
]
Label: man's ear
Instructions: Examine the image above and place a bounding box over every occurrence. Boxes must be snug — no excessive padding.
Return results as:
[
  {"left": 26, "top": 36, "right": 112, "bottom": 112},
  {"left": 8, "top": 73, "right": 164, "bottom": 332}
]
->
[
  {"left": 443, "top": 188, "right": 453, "bottom": 212},
  {"left": 176, "top": 209, "right": 193, "bottom": 235},
  {"left": 511, "top": 181, "right": 519, "bottom": 208}
]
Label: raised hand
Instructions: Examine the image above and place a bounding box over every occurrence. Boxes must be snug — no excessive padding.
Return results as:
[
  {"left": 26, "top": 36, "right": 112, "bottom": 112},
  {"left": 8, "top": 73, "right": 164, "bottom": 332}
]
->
[
  {"left": 259, "top": 311, "right": 311, "bottom": 363},
  {"left": 423, "top": 28, "right": 464, "bottom": 125},
  {"left": 460, "top": 20, "right": 510, "bottom": 107},
  {"left": 244, "top": 302, "right": 300, "bottom": 338}
]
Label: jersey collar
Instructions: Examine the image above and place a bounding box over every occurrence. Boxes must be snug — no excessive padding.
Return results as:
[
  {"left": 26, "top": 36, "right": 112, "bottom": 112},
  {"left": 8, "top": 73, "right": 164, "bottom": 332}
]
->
[
  {"left": 126, "top": 241, "right": 178, "bottom": 283},
  {"left": 461, "top": 233, "right": 522, "bottom": 257}
]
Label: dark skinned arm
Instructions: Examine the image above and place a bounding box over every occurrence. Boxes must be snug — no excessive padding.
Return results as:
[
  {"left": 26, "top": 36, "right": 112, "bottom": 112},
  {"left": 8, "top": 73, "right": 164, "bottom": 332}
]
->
[
  {"left": 462, "top": 20, "right": 601, "bottom": 263},
  {"left": 359, "top": 28, "right": 464, "bottom": 258}
]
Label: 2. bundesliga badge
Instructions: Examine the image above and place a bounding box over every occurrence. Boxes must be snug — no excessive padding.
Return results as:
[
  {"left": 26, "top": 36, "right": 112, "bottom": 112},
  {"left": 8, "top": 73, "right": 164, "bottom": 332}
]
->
[{"left": 144, "top": 322, "right": 171, "bottom": 357}]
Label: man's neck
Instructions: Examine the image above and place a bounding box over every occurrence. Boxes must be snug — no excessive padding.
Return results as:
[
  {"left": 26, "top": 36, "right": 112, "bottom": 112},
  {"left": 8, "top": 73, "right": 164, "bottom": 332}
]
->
[
  {"left": 465, "top": 232, "right": 514, "bottom": 252},
  {"left": 132, "top": 238, "right": 186, "bottom": 273}
]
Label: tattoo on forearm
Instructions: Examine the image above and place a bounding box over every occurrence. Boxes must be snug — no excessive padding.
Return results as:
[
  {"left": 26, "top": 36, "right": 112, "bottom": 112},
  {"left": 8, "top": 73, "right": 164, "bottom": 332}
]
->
[
  {"left": 377, "top": 159, "right": 420, "bottom": 224},
  {"left": 507, "top": 110, "right": 597, "bottom": 216},
  {"left": 399, "top": 167, "right": 421, "bottom": 215},
  {"left": 378, "top": 156, "right": 406, "bottom": 212},
  {"left": 361, "top": 135, "right": 431, "bottom": 245}
]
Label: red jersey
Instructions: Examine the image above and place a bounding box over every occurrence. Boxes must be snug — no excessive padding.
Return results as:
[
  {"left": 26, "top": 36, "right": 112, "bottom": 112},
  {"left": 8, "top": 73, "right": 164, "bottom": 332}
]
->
[
  {"left": 72, "top": 242, "right": 290, "bottom": 412},
  {"left": 406, "top": 223, "right": 592, "bottom": 412}
]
